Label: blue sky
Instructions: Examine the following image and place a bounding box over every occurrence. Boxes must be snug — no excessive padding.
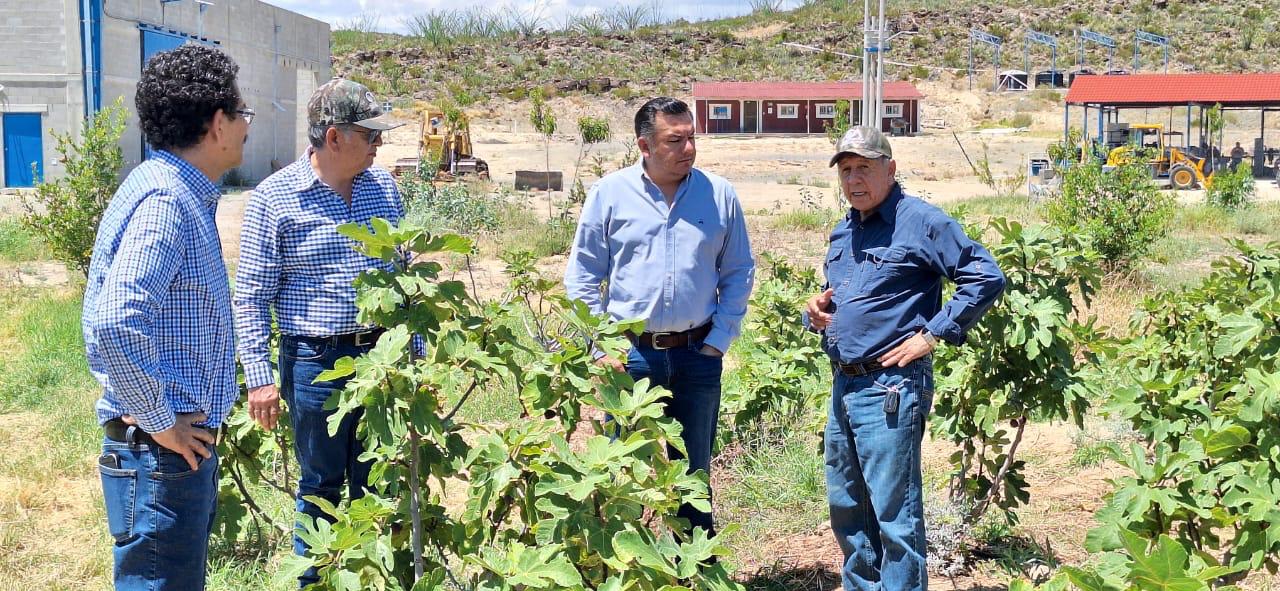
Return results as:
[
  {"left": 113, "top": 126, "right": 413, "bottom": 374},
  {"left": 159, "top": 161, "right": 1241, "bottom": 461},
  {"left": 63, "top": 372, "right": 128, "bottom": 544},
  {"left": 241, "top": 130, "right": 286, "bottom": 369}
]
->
[{"left": 266, "top": 1, "right": 804, "bottom": 33}]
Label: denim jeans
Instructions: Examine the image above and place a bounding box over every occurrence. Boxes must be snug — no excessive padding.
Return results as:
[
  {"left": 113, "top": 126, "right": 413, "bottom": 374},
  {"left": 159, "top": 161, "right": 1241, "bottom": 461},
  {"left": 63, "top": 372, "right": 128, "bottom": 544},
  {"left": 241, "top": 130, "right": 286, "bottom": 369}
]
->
[
  {"left": 98, "top": 437, "right": 219, "bottom": 591},
  {"left": 625, "top": 337, "right": 723, "bottom": 535},
  {"left": 280, "top": 335, "right": 376, "bottom": 588},
  {"left": 824, "top": 358, "right": 934, "bottom": 591}
]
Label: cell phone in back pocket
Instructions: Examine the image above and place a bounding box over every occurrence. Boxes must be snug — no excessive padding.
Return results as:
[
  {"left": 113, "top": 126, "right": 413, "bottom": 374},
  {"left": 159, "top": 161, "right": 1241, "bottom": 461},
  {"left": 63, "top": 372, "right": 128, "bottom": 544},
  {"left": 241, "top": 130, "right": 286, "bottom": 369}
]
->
[{"left": 98, "top": 452, "right": 121, "bottom": 470}]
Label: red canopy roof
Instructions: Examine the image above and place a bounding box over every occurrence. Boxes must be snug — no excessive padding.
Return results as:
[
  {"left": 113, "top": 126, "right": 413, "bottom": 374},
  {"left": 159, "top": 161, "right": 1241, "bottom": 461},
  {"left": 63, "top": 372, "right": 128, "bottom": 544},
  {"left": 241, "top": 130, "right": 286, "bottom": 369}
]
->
[
  {"left": 1064, "top": 73, "right": 1280, "bottom": 107},
  {"left": 692, "top": 81, "right": 924, "bottom": 101}
]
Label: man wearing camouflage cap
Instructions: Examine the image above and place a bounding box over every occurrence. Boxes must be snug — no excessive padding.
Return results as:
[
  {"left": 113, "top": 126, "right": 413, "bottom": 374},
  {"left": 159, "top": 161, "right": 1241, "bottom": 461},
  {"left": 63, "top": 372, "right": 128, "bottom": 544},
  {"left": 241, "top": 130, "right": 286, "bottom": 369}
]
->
[
  {"left": 233, "top": 78, "right": 404, "bottom": 588},
  {"left": 804, "top": 126, "right": 1005, "bottom": 591}
]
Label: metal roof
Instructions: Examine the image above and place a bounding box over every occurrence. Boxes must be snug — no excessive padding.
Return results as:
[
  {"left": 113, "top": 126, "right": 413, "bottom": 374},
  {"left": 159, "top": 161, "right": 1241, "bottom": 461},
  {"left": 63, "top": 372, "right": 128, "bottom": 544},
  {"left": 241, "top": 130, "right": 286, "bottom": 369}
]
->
[
  {"left": 691, "top": 81, "right": 925, "bottom": 100},
  {"left": 1064, "top": 73, "right": 1280, "bottom": 107}
]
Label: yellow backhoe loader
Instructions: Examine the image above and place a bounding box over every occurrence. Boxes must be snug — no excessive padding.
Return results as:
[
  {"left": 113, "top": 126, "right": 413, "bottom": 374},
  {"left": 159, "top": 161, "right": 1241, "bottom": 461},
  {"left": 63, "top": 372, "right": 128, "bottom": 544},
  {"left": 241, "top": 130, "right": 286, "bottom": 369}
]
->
[
  {"left": 1096, "top": 123, "right": 1212, "bottom": 190},
  {"left": 393, "top": 102, "right": 489, "bottom": 180}
]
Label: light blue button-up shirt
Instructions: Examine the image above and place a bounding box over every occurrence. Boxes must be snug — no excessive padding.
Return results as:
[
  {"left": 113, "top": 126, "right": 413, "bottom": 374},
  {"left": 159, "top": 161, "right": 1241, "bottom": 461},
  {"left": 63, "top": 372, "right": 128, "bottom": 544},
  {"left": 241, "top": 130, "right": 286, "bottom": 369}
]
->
[
  {"left": 84, "top": 150, "right": 237, "bottom": 432},
  {"left": 564, "top": 162, "right": 755, "bottom": 354}
]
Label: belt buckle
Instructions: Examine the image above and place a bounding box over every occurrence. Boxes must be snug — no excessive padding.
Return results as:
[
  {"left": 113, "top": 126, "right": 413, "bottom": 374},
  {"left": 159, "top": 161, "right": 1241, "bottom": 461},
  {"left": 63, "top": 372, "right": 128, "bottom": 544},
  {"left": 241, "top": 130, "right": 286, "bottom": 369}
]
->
[
  {"left": 651, "top": 331, "right": 676, "bottom": 350},
  {"left": 353, "top": 331, "right": 378, "bottom": 347}
]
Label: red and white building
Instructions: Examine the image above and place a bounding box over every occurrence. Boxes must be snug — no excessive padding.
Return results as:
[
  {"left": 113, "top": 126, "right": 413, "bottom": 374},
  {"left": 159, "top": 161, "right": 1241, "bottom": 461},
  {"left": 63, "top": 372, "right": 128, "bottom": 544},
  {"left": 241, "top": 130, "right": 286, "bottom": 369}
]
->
[{"left": 691, "top": 81, "right": 925, "bottom": 136}]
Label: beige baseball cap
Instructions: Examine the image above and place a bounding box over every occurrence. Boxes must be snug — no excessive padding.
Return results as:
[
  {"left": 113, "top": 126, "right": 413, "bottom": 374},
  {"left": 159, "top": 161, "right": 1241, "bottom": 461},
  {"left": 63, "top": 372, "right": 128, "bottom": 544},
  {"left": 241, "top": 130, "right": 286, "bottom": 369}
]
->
[{"left": 829, "top": 126, "right": 893, "bottom": 166}]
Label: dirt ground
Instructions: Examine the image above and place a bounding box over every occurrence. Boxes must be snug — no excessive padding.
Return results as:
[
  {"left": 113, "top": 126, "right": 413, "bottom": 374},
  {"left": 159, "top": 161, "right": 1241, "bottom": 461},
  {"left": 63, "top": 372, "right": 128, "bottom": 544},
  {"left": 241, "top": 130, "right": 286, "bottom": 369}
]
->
[
  {"left": 5, "top": 84, "right": 1280, "bottom": 589},
  {"left": 373, "top": 81, "right": 1280, "bottom": 212}
]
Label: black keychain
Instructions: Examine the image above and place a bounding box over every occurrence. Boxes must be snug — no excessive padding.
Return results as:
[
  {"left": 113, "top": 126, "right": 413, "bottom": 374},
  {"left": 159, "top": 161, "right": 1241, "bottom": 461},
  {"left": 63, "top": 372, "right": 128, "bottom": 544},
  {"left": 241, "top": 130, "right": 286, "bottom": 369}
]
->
[{"left": 883, "top": 386, "right": 900, "bottom": 414}]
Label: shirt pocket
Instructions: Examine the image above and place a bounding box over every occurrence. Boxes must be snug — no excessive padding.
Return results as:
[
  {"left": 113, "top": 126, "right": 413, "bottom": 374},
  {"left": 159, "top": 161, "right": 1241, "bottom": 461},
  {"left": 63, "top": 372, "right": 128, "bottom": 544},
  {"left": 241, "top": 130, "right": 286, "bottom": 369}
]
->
[
  {"left": 824, "top": 247, "right": 847, "bottom": 289},
  {"left": 857, "top": 245, "right": 912, "bottom": 296}
]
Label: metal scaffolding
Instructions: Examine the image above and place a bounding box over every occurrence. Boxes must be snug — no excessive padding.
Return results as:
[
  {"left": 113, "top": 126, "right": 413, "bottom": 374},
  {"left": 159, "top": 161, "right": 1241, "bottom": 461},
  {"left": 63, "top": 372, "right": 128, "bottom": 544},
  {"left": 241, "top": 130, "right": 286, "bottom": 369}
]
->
[{"left": 969, "top": 29, "right": 1003, "bottom": 91}]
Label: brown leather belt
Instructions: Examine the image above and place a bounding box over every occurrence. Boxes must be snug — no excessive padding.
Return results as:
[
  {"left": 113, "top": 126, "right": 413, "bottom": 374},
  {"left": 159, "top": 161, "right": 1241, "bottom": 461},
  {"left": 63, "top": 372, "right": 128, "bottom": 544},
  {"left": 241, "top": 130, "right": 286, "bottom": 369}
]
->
[
  {"left": 104, "top": 418, "right": 217, "bottom": 446},
  {"left": 629, "top": 323, "right": 713, "bottom": 350},
  {"left": 835, "top": 359, "right": 887, "bottom": 377}
]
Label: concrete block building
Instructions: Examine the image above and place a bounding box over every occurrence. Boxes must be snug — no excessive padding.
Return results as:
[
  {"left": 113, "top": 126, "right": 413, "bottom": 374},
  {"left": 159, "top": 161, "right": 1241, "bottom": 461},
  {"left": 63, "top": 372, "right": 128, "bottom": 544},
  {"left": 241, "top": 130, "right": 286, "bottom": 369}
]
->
[{"left": 0, "top": 0, "right": 330, "bottom": 188}]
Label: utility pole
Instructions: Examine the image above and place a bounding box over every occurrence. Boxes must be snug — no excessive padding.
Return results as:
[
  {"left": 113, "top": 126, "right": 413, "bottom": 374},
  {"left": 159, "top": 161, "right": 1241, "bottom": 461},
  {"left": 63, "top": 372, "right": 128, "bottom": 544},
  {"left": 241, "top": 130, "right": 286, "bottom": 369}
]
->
[
  {"left": 783, "top": 2, "right": 911, "bottom": 132},
  {"left": 862, "top": 0, "right": 888, "bottom": 130}
]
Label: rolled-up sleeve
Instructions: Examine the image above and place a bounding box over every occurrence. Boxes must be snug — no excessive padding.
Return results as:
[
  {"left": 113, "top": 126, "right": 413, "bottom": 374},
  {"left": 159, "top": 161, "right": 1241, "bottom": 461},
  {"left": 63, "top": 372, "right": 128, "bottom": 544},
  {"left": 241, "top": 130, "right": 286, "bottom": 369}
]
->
[
  {"left": 92, "top": 194, "right": 185, "bottom": 433},
  {"left": 705, "top": 190, "right": 755, "bottom": 353},
  {"left": 233, "top": 190, "right": 281, "bottom": 389},
  {"left": 923, "top": 218, "right": 1006, "bottom": 344}
]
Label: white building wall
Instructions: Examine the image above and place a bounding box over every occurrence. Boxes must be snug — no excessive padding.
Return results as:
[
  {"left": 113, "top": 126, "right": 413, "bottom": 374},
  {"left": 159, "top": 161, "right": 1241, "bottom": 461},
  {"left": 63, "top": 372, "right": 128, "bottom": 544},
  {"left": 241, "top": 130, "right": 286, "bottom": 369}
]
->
[
  {"left": 100, "top": 0, "right": 330, "bottom": 182},
  {"left": 0, "top": 0, "right": 329, "bottom": 186},
  {"left": 0, "top": 0, "right": 86, "bottom": 184}
]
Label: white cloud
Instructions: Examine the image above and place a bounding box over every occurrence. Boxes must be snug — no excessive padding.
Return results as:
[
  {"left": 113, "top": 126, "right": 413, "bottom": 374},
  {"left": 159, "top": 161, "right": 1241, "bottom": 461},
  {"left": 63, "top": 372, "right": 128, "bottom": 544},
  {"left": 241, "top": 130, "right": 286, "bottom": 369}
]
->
[{"left": 264, "top": 0, "right": 801, "bottom": 34}]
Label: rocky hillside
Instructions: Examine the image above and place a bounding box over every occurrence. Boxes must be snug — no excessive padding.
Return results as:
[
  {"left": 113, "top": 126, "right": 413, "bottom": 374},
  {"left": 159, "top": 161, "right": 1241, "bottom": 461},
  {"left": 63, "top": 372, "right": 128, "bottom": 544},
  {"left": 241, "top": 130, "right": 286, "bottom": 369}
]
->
[{"left": 331, "top": 0, "right": 1279, "bottom": 104}]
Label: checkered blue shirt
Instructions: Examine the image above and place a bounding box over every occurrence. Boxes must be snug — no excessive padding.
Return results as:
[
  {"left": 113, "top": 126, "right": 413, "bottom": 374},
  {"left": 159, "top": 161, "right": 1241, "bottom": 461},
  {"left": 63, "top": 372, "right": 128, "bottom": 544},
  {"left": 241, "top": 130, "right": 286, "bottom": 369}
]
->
[
  {"left": 233, "top": 151, "right": 404, "bottom": 389},
  {"left": 84, "top": 150, "right": 237, "bottom": 433}
]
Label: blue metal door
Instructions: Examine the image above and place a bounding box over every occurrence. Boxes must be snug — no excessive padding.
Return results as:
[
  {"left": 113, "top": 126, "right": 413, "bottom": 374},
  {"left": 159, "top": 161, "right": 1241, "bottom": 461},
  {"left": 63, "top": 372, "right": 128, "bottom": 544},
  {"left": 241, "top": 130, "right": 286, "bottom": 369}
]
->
[{"left": 3, "top": 113, "right": 44, "bottom": 188}]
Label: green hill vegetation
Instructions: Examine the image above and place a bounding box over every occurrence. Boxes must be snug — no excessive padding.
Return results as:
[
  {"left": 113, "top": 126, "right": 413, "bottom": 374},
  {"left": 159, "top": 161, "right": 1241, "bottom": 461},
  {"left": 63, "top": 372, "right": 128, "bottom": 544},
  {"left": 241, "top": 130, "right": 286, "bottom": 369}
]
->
[{"left": 331, "top": 0, "right": 1280, "bottom": 103}]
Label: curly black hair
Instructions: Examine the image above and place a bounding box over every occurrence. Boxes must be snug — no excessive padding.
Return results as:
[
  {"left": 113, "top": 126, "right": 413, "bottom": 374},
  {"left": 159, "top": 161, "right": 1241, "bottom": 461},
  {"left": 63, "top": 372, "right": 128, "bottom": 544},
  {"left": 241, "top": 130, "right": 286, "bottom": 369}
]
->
[{"left": 135, "top": 43, "right": 240, "bottom": 152}]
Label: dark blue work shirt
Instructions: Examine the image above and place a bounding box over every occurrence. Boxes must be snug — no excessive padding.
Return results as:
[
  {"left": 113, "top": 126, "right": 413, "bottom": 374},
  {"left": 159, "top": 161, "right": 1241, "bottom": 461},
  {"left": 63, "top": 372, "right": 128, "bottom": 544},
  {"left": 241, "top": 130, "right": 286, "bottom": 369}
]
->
[{"left": 814, "top": 184, "right": 1006, "bottom": 364}]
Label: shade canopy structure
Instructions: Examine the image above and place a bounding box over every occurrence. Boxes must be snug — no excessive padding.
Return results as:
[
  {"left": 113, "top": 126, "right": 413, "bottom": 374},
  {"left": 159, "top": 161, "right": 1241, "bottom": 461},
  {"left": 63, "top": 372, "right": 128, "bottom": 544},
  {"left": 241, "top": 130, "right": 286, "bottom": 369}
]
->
[{"left": 1062, "top": 73, "right": 1280, "bottom": 177}]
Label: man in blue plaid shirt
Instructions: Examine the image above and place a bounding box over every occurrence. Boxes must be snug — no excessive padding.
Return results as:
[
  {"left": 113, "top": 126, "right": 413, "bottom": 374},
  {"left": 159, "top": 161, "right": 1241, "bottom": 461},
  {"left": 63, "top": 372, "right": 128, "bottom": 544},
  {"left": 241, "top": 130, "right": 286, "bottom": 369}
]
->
[
  {"left": 232, "top": 78, "right": 404, "bottom": 588},
  {"left": 83, "top": 44, "right": 250, "bottom": 590}
]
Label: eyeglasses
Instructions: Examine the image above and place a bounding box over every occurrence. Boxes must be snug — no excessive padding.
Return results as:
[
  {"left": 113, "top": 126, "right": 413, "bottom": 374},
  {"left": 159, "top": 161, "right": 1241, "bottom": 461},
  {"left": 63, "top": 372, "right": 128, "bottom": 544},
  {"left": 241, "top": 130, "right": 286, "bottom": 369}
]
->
[
  {"left": 344, "top": 126, "right": 383, "bottom": 145},
  {"left": 235, "top": 108, "right": 256, "bottom": 125}
]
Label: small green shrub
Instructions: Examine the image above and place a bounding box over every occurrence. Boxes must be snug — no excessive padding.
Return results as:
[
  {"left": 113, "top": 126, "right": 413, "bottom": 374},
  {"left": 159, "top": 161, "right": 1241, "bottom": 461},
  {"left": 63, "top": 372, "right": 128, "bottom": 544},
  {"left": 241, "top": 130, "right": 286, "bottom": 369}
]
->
[
  {"left": 1045, "top": 160, "right": 1174, "bottom": 270},
  {"left": 1205, "top": 163, "right": 1255, "bottom": 210},
  {"left": 823, "top": 99, "right": 851, "bottom": 146},
  {"left": 401, "top": 172, "right": 502, "bottom": 236},
  {"left": 494, "top": 205, "right": 575, "bottom": 259},
  {"left": 21, "top": 98, "right": 127, "bottom": 276}
]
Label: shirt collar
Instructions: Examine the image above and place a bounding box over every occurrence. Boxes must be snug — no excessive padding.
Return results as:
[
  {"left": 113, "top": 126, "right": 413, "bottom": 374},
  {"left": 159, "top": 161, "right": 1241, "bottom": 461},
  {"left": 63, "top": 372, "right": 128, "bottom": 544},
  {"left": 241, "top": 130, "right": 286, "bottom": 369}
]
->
[
  {"left": 291, "top": 147, "right": 373, "bottom": 193},
  {"left": 151, "top": 150, "right": 221, "bottom": 208},
  {"left": 636, "top": 160, "right": 692, "bottom": 193},
  {"left": 850, "top": 182, "right": 903, "bottom": 225}
]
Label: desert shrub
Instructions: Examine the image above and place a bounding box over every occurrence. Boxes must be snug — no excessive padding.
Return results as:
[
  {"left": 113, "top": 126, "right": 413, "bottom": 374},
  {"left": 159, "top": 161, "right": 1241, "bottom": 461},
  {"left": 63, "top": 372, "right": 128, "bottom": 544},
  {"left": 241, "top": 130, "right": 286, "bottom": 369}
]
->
[
  {"left": 21, "top": 98, "right": 127, "bottom": 276},
  {"left": 1205, "top": 163, "right": 1255, "bottom": 210},
  {"left": 400, "top": 171, "right": 501, "bottom": 236},
  {"left": 1045, "top": 159, "right": 1174, "bottom": 270}
]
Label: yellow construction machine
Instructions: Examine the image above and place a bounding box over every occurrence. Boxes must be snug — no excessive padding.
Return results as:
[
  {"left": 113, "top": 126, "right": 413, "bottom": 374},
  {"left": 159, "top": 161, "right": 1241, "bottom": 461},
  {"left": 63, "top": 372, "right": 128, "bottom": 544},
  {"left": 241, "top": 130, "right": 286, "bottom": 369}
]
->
[
  {"left": 1097, "top": 123, "right": 1212, "bottom": 190},
  {"left": 393, "top": 102, "right": 489, "bottom": 180}
]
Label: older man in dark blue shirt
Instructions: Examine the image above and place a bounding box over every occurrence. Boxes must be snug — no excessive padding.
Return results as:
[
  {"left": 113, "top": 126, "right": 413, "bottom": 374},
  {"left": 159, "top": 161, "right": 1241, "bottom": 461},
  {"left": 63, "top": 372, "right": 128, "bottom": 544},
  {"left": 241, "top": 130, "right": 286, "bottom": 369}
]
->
[{"left": 805, "top": 127, "right": 1005, "bottom": 591}]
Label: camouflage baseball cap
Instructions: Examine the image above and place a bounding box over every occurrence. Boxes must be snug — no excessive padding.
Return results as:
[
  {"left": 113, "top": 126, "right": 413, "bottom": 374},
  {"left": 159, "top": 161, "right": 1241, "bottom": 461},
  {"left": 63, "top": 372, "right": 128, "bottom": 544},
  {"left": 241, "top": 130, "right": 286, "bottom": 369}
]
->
[
  {"left": 829, "top": 126, "right": 893, "bottom": 166},
  {"left": 307, "top": 78, "right": 403, "bottom": 131}
]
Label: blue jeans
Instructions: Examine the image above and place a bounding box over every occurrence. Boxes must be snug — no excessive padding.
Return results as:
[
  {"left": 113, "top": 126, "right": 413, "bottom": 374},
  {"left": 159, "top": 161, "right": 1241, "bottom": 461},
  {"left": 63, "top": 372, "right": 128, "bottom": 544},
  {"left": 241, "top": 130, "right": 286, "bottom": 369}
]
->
[
  {"left": 625, "top": 337, "right": 723, "bottom": 535},
  {"left": 824, "top": 358, "right": 934, "bottom": 591},
  {"left": 98, "top": 437, "right": 219, "bottom": 591},
  {"left": 280, "top": 335, "right": 376, "bottom": 588}
]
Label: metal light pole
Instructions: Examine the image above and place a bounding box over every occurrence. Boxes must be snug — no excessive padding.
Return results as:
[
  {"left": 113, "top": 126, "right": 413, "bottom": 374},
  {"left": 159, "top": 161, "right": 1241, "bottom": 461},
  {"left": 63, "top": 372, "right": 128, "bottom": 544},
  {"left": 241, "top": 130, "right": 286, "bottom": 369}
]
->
[{"left": 784, "top": 0, "right": 912, "bottom": 131}]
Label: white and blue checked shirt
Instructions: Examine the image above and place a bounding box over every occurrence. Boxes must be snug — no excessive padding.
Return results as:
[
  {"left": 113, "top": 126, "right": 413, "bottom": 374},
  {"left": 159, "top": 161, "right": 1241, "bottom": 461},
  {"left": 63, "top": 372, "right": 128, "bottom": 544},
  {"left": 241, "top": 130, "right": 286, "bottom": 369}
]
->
[
  {"left": 84, "top": 150, "right": 237, "bottom": 433},
  {"left": 233, "top": 150, "right": 404, "bottom": 389}
]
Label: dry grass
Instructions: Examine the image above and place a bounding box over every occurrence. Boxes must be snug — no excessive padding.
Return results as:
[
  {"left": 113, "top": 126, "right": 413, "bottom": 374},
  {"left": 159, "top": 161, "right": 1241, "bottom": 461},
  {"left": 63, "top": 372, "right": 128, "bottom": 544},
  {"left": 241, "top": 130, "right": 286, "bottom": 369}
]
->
[{"left": 0, "top": 408, "right": 111, "bottom": 591}]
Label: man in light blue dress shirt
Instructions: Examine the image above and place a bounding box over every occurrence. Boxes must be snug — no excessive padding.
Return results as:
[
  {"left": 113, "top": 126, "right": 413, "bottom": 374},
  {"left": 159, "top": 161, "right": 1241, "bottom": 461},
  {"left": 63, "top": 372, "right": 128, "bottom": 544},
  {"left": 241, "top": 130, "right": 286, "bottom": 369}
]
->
[
  {"left": 83, "top": 44, "right": 250, "bottom": 590},
  {"left": 564, "top": 97, "right": 755, "bottom": 536}
]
